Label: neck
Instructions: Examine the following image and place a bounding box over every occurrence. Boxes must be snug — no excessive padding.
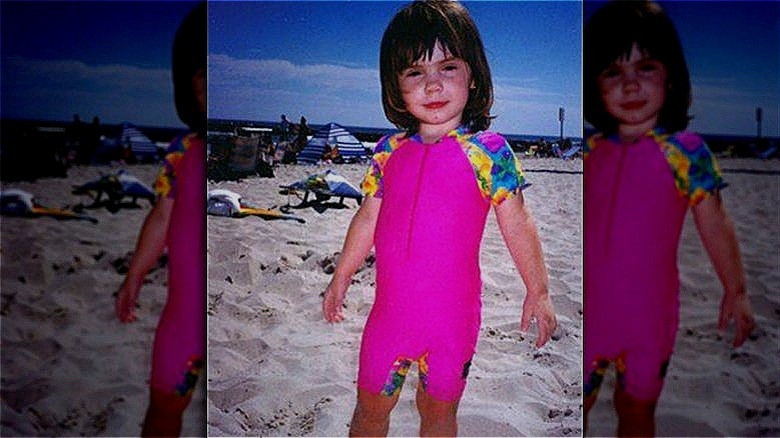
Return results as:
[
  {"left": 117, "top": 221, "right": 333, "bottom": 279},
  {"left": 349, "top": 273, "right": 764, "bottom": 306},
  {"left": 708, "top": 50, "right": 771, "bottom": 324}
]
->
[
  {"left": 417, "top": 121, "right": 462, "bottom": 144},
  {"left": 617, "top": 122, "right": 656, "bottom": 144}
]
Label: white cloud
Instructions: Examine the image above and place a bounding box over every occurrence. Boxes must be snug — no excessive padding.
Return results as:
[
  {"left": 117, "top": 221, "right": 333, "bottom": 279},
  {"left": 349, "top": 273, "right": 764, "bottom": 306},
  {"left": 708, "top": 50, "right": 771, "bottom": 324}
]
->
[
  {"left": 2, "top": 56, "right": 180, "bottom": 126},
  {"left": 208, "top": 53, "right": 582, "bottom": 136}
]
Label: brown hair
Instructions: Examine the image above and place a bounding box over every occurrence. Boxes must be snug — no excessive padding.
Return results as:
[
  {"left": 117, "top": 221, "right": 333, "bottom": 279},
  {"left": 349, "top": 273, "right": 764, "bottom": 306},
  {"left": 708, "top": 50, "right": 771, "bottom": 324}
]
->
[
  {"left": 584, "top": 0, "right": 692, "bottom": 134},
  {"left": 380, "top": 0, "right": 493, "bottom": 133},
  {"left": 173, "top": 2, "right": 206, "bottom": 134}
]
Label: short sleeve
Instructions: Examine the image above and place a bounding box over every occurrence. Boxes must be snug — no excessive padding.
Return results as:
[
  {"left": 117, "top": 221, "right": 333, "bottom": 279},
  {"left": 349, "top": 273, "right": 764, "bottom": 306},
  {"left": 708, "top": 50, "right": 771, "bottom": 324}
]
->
[
  {"left": 360, "top": 134, "right": 395, "bottom": 198},
  {"left": 662, "top": 132, "right": 727, "bottom": 205},
  {"left": 470, "top": 132, "right": 530, "bottom": 206},
  {"left": 153, "top": 134, "right": 190, "bottom": 199}
]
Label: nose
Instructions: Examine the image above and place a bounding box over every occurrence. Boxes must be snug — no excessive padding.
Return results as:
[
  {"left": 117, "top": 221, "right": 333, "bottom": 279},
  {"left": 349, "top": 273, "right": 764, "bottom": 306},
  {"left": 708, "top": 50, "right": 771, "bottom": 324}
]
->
[
  {"left": 424, "top": 73, "right": 443, "bottom": 93},
  {"left": 621, "top": 69, "right": 640, "bottom": 92}
]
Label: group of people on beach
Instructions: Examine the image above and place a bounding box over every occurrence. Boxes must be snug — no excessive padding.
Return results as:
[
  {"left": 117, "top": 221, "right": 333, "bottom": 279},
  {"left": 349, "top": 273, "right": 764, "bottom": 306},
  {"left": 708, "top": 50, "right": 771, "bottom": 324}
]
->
[{"left": 111, "top": 1, "right": 755, "bottom": 437}]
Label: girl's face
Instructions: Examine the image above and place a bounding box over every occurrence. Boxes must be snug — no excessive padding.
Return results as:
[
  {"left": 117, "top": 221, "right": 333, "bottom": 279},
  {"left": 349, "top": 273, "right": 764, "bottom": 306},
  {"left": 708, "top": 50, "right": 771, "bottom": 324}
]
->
[
  {"left": 398, "top": 42, "right": 472, "bottom": 143},
  {"left": 598, "top": 44, "right": 667, "bottom": 141}
]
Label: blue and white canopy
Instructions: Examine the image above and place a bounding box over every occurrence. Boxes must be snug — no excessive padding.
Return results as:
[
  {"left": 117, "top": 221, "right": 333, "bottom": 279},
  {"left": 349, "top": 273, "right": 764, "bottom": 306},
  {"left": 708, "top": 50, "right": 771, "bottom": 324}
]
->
[
  {"left": 119, "top": 122, "right": 159, "bottom": 160},
  {"left": 296, "top": 122, "right": 367, "bottom": 164}
]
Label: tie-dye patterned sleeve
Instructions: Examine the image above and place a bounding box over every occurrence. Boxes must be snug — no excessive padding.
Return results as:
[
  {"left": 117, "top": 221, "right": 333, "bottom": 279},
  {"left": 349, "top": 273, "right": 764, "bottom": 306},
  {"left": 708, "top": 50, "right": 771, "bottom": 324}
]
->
[
  {"left": 469, "top": 132, "right": 530, "bottom": 206},
  {"left": 153, "top": 133, "right": 193, "bottom": 199},
  {"left": 658, "top": 131, "right": 727, "bottom": 206},
  {"left": 361, "top": 134, "right": 396, "bottom": 198}
]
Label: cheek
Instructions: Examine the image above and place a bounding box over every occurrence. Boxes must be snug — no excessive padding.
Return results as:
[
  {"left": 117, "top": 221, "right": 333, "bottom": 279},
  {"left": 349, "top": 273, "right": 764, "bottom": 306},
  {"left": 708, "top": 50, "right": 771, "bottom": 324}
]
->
[{"left": 598, "top": 81, "right": 619, "bottom": 107}]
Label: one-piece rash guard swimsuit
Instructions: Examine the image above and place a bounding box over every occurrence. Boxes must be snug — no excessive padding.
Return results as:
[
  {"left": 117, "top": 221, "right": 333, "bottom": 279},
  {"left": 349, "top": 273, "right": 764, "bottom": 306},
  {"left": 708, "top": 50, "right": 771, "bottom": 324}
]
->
[
  {"left": 359, "top": 126, "right": 528, "bottom": 402},
  {"left": 583, "top": 128, "right": 725, "bottom": 401},
  {"left": 149, "top": 132, "right": 206, "bottom": 396}
]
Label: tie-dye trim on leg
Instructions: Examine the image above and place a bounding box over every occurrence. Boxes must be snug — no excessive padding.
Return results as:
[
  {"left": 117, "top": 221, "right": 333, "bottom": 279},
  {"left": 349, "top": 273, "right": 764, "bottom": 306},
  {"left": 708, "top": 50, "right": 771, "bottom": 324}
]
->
[
  {"left": 174, "top": 356, "right": 205, "bottom": 397},
  {"left": 615, "top": 355, "right": 627, "bottom": 391},
  {"left": 584, "top": 358, "right": 610, "bottom": 398},
  {"left": 381, "top": 356, "right": 413, "bottom": 396},
  {"left": 418, "top": 353, "right": 429, "bottom": 391}
]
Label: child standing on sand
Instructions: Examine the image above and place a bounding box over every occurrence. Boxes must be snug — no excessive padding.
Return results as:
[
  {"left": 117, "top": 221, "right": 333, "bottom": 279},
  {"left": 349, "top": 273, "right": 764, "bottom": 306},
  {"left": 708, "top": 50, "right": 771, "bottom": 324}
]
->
[
  {"left": 583, "top": 1, "right": 755, "bottom": 436},
  {"left": 322, "top": 1, "right": 557, "bottom": 436},
  {"left": 115, "top": 3, "right": 206, "bottom": 436}
]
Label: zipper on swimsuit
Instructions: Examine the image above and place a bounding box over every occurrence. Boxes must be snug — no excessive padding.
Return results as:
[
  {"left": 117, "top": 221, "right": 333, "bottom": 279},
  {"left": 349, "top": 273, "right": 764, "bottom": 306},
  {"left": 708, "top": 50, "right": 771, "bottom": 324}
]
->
[
  {"left": 406, "top": 145, "right": 430, "bottom": 258},
  {"left": 604, "top": 145, "right": 628, "bottom": 257}
]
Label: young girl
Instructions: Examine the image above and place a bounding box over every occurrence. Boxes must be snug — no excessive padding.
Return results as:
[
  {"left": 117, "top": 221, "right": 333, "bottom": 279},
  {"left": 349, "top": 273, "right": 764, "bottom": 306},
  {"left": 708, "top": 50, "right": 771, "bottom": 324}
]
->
[
  {"left": 583, "top": 1, "right": 756, "bottom": 436},
  {"left": 322, "top": 1, "right": 556, "bottom": 436},
  {"left": 115, "top": 3, "right": 206, "bottom": 436}
]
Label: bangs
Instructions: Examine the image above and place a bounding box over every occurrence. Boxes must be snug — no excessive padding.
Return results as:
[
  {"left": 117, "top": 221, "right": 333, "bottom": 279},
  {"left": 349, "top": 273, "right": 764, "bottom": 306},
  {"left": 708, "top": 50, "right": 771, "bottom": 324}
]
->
[
  {"left": 384, "top": 7, "right": 466, "bottom": 75},
  {"left": 587, "top": 14, "right": 669, "bottom": 75}
]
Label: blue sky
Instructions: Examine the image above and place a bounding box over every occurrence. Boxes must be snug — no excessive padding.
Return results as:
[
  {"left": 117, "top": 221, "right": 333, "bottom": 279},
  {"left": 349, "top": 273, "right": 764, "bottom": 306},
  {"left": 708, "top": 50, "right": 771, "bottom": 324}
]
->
[
  {"left": 584, "top": 0, "right": 780, "bottom": 137},
  {"left": 209, "top": 1, "right": 583, "bottom": 138},
  {"left": 1, "top": 1, "right": 200, "bottom": 128},
  {"left": 2, "top": 1, "right": 776, "bottom": 137}
]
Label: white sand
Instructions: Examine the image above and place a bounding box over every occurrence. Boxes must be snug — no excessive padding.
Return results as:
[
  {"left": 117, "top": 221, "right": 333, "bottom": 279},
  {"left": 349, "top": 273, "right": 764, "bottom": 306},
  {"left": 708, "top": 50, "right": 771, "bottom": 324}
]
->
[
  {"left": 586, "top": 158, "right": 780, "bottom": 437},
  {"left": 206, "top": 158, "right": 583, "bottom": 436},
  {"left": 1, "top": 164, "right": 205, "bottom": 437}
]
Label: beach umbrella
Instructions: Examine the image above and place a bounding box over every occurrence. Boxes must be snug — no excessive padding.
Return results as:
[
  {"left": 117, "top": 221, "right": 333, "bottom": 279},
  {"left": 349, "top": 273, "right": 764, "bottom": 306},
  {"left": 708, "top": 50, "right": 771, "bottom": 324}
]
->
[
  {"left": 296, "top": 123, "right": 366, "bottom": 164},
  {"left": 72, "top": 169, "right": 156, "bottom": 209},
  {"left": 283, "top": 169, "right": 363, "bottom": 204}
]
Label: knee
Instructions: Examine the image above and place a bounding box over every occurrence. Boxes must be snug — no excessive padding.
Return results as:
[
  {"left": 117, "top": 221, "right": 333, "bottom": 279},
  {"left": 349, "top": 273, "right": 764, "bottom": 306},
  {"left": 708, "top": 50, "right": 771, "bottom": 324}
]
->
[
  {"left": 416, "top": 392, "right": 458, "bottom": 422},
  {"left": 614, "top": 392, "right": 657, "bottom": 420},
  {"left": 149, "top": 388, "right": 192, "bottom": 415},
  {"left": 354, "top": 390, "right": 397, "bottom": 421}
]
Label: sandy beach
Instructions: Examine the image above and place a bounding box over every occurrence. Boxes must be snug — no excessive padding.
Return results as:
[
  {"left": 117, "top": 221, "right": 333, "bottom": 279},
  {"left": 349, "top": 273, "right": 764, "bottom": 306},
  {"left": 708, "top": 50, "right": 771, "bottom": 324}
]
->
[
  {"left": 3, "top": 156, "right": 776, "bottom": 438},
  {"left": 586, "top": 158, "right": 780, "bottom": 437},
  {"left": 1, "top": 164, "right": 205, "bottom": 437},
  {"left": 206, "top": 158, "right": 584, "bottom": 437}
]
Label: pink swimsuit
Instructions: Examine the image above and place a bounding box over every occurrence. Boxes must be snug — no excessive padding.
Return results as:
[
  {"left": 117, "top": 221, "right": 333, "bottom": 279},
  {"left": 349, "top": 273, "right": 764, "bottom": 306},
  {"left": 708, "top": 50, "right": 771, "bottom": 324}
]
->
[
  {"left": 359, "top": 127, "right": 527, "bottom": 401},
  {"left": 149, "top": 133, "right": 206, "bottom": 396},
  {"left": 583, "top": 128, "right": 725, "bottom": 401}
]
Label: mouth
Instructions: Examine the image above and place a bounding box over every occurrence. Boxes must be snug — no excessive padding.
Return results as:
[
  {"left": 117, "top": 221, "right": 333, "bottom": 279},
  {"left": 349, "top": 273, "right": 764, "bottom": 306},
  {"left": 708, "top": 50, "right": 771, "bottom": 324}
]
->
[
  {"left": 620, "top": 101, "right": 646, "bottom": 110},
  {"left": 423, "top": 101, "right": 448, "bottom": 109}
]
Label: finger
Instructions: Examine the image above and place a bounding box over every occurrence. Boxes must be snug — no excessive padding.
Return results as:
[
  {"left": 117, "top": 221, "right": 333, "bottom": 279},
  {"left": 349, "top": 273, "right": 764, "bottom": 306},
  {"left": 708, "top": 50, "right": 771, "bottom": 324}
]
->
[
  {"left": 717, "top": 305, "right": 730, "bottom": 331},
  {"left": 520, "top": 309, "right": 532, "bottom": 332},
  {"left": 733, "top": 315, "right": 756, "bottom": 347},
  {"left": 535, "top": 318, "right": 553, "bottom": 348}
]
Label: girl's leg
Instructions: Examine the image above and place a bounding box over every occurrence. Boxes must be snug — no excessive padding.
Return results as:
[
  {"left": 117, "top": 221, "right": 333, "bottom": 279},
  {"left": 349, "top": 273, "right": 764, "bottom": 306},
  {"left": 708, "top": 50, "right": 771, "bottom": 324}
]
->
[
  {"left": 349, "top": 388, "right": 400, "bottom": 437},
  {"left": 415, "top": 384, "right": 460, "bottom": 437},
  {"left": 583, "top": 392, "right": 598, "bottom": 435},
  {"left": 614, "top": 385, "right": 657, "bottom": 437},
  {"left": 141, "top": 388, "right": 192, "bottom": 437}
]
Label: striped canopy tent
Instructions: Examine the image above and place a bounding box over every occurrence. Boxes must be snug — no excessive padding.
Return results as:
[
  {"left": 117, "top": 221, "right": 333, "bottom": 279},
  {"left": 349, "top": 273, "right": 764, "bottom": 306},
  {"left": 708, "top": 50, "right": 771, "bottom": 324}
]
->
[
  {"left": 118, "top": 122, "right": 159, "bottom": 162},
  {"left": 296, "top": 122, "right": 367, "bottom": 164}
]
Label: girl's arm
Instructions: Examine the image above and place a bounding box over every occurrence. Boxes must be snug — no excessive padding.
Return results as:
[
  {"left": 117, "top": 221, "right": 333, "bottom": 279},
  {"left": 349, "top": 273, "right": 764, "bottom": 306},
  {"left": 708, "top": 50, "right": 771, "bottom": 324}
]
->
[
  {"left": 322, "top": 196, "right": 381, "bottom": 323},
  {"left": 691, "top": 192, "right": 755, "bottom": 347},
  {"left": 115, "top": 197, "right": 174, "bottom": 322},
  {"left": 495, "top": 193, "right": 557, "bottom": 347}
]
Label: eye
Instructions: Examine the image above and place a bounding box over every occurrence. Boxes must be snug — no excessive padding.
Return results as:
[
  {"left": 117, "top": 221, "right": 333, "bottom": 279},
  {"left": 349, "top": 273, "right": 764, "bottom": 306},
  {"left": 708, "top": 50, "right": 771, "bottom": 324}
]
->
[
  {"left": 442, "top": 63, "right": 459, "bottom": 72},
  {"left": 638, "top": 60, "right": 663, "bottom": 73},
  {"left": 600, "top": 66, "right": 621, "bottom": 79},
  {"left": 402, "top": 68, "right": 422, "bottom": 78}
]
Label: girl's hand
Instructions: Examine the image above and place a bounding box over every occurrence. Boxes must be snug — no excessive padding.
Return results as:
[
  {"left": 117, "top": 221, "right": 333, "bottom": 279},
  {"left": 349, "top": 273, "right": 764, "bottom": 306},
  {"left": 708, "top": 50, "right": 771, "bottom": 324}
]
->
[
  {"left": 322, "top": 275, "right": 350, "bottom": 323},
  {"left": 718, "top": 292, "right": 756, "bottom": 347},
  {"left": 115, "top": 278, "right": 141, "bottom": 323},
  {"left": 520, "top": 292, "right": 557, "bottom": 348}
]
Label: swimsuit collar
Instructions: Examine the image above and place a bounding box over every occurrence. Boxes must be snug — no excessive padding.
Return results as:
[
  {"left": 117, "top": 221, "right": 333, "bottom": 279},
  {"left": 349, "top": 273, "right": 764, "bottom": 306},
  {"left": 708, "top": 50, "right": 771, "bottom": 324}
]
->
[
  {"left": 606, "top": 126, "right": 667, "bottom": 145},
  {"left": 409, "top": 125, "right": 470, "bottom": 144}
]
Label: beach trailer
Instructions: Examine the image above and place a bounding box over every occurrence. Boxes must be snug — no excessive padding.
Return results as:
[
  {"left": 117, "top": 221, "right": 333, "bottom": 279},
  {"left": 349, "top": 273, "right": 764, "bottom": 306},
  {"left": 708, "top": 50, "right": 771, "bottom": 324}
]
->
[{"left": 296, "top": 122, "right": 367, "bottom": 164}]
